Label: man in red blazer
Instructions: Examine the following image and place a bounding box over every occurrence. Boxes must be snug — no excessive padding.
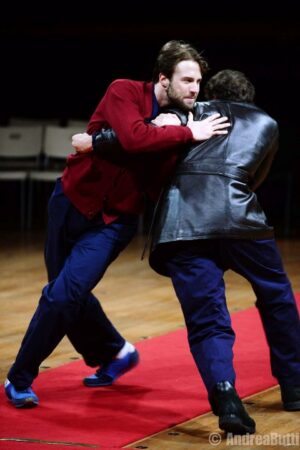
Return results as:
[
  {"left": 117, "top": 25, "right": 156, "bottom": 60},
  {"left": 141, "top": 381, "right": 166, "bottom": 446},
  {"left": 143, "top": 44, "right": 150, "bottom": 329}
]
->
[{"left": 5, "top": 40, "right": 230, "bottom": 408}]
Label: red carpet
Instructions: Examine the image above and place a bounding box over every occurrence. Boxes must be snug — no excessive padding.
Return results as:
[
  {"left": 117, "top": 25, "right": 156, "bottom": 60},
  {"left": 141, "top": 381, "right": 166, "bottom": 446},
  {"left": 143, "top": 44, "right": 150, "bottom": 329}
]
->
[{"left": 1, "top": 294, "right": 299, "bottom": 450}]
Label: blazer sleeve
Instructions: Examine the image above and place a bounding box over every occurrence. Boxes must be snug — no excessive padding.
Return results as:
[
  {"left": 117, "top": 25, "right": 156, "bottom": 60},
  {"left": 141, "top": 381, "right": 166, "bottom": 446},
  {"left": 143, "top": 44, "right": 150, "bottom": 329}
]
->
[{"left": 87, "top": 80, "right": 193, "bottom": 153}]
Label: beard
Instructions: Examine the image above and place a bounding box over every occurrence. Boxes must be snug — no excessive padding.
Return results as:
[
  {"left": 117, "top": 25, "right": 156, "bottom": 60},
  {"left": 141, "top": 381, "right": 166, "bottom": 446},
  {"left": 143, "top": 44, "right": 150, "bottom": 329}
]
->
[{"left": 166, "top": 84, "right": 195, "bottom": 112}]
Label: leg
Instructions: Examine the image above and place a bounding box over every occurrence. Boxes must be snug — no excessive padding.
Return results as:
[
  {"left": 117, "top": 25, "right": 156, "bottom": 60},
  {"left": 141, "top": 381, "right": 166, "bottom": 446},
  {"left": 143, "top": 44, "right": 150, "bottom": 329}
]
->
[
  {"left": 165, "top": 242, "right": 255, "bottom": 434},
  {"left": 165, "top": 242, "right": 236, "bottom": 394},
  {"left": 68, "top": 293, "right": 124, "bottom": 367},
  {"left": 226, "top": 239, "right": 300, "bottom": 386},
  {"left": 65, "top": 214, "right": 139, "bottom": 366},
  {"left": 7, "top": 208, "right": 137, "bottom": 389},
  {"left": 44, "top": 179, "right": 131, "bottom": 366},
  {"left": 44, "top": 178, "right": 71, "bottom": 281}
]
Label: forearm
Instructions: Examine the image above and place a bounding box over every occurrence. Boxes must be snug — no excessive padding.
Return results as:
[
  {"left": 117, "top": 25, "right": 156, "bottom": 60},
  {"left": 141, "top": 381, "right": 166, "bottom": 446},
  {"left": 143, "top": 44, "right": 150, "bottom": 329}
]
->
[{"left": 71, "top": 129, "right": 121, "bottom": 156}]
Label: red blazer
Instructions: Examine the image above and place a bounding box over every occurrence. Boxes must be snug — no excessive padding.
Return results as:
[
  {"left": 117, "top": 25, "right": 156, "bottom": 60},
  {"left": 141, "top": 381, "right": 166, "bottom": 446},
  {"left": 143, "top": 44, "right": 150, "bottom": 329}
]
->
[{"left": 62, "top": 80, "right": 193, "bottom": 220}]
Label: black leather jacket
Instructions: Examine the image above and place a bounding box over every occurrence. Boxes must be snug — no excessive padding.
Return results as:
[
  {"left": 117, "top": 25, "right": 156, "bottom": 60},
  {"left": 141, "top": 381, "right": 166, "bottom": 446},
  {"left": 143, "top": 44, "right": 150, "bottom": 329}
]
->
[
  {"left": 149, "top": 100, "right": 278, "bottom": 275},
  {"left": 92, "top": 100, "right": 278, "bottom": 276}
]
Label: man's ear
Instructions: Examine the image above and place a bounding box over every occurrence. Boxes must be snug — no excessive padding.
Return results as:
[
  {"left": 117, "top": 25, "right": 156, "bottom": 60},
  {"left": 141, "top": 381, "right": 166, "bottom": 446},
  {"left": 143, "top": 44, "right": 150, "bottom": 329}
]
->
[{"left": 159, "top": 74, "right": 170, "bottom": 89}]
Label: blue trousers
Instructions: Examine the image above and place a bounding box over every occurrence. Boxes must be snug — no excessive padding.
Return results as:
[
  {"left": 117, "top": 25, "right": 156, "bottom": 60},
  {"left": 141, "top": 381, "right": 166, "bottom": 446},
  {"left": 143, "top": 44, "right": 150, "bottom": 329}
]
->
[
  {"left": 8, "top": 179, "right": 138, "bottom": 389},
  {"left": 165, "top": 239, "right": 300, "bottom": 394}
]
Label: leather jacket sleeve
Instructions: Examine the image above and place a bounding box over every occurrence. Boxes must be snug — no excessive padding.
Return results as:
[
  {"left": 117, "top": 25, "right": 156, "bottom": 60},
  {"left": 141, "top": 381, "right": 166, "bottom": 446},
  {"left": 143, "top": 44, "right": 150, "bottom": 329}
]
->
[
  {"left": 92, "top": 129, "right": 127, "bottom": 164},
  {"left": 92, "top": 128, "right": 119, "bottom": 151}
]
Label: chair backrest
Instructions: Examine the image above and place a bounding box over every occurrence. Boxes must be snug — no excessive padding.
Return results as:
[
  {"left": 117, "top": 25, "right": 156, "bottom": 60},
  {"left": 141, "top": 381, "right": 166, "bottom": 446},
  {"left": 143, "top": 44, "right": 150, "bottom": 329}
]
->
[
  {"left": 9, "top": 117, "right": 61, "bottom": 126},
  {"left": 43, "top": 126, "right": 81, "bottom": 159},
  {"left": 67, "top": 119, "right": 88, "bottom": 129},
  {"left": 0, "top": 126, "right": 44, "bottom": 158}
]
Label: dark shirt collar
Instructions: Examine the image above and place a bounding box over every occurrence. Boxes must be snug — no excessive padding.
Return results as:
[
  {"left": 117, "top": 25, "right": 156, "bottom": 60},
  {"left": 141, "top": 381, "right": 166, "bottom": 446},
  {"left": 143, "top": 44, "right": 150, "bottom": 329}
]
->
[{"left": 145, "top": 85, "right": 160, "bottom": 122}]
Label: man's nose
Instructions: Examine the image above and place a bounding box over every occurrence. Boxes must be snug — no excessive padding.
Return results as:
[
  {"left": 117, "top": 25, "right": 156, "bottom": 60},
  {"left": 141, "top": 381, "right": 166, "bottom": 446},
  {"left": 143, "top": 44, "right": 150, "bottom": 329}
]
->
[{"left": 190, "top": 83, "right": 199, "bottom": 94}]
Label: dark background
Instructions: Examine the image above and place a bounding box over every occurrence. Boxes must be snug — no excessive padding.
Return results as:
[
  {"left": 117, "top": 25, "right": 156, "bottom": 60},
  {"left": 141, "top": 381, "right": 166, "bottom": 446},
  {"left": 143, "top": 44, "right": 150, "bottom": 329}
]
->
[{"left": 1, "top": 1, "right": 299, "bottom": 235}]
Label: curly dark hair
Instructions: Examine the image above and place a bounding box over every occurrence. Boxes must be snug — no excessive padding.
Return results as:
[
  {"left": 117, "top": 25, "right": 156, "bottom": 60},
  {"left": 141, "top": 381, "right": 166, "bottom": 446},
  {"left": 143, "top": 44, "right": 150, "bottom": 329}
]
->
[
  {"left": 152, "top": 40, "right": 209, "bottom": 82},
  {"left": 204, "top": 69, "right": 255, "bottom": 103}
]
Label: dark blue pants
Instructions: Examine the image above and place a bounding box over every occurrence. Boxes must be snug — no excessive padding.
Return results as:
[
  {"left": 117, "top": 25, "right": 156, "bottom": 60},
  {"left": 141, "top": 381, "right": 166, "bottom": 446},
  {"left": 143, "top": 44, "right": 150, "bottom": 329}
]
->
[
  {"left": 8, "top": 179, "right": 138, "bottom": 389},
  {"left": 165, "top": 239, "right": 300, "bottom": 394}
]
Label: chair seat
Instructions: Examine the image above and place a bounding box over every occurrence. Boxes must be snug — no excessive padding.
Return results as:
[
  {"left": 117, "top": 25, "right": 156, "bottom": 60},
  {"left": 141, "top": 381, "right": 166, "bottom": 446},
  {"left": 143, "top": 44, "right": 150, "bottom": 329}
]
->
[
  {"left": 0, "top": 171, "right": 28, "bottom": 180},
  {"left": 28, "top": 171, "right": 62, "bottom": 182}
]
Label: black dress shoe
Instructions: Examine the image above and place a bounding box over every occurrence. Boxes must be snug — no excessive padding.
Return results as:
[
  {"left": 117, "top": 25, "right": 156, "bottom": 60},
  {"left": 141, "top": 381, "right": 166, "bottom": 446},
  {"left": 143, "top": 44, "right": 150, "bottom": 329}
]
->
[
  {"left": 280, "top": 385, "right": 300, "bottom": 411},
  {"left": 209, "top": 381, "right": 256, "bottom": 435}
]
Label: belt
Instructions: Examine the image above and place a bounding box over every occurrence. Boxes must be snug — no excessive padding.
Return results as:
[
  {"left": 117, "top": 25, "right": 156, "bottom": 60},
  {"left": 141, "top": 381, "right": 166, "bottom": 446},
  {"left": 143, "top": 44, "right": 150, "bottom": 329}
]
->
[{"left": 177, "top": 161, "right": 250, "bottom": 183}]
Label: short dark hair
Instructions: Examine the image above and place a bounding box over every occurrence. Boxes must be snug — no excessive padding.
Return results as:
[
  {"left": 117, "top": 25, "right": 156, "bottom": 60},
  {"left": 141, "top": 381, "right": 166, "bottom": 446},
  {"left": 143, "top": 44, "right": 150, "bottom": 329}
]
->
[
  {"left": 204, "top": 69, "right": 255, "bottom": 103},
  {"left": 152, "top": 40, "right": 209, "bottom": 83}
]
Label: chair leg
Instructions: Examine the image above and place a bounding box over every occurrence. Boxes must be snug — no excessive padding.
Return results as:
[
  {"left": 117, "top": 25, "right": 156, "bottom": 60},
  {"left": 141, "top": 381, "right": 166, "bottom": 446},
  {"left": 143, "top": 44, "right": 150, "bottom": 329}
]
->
[
  {"left": 27, "top": 179, "right": 34, "bottom": 230},
  {"left": 283, "top": 172, "right": 293, "bottom": 238},
  {"left": 20, "top": 180, "right": 26, "bottom": 232}
]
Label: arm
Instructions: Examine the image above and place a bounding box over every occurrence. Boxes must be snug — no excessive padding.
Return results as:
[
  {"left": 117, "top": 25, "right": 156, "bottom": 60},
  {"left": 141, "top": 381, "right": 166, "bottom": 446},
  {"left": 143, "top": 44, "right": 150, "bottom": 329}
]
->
[
  {"left": 72, "top": 108, "right": 230, "bottom": 155},
  {"left": 71, "top": 108, "right": 185, "bottom": 155},
  {"left": 71, "top": 129, "right": 121, "bottom": 157},
  {"left": 87, "top": 80, "right": 192, "bottom": 153},
  {"left": 71, "top": 112, "right": 182, "bottom": 156},
  {"left": 87, "top": 80, "right": 230, "bottom": 153}
]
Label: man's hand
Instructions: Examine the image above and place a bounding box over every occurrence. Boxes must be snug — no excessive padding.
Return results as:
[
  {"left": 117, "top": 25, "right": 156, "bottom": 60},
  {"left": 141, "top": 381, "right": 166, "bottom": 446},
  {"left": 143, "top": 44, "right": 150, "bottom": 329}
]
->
[
  {"left": 71, "top": 132, "right": 93, "bottom": 153},
  {"left": 151, "top": 113, "right": 181, "bottom": 127},
  {"left": 187, "top": 112, "right": 230, "bottom": 141}
]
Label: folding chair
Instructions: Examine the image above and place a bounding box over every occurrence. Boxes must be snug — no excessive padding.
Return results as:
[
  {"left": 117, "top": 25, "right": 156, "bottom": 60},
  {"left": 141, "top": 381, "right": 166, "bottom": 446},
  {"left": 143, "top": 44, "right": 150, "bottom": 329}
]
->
[
  {"left": 0, "top": 126, "right": 43, "bottom": 230},
  {"left": 27, "top": 125, "right": 79, "bottom": 229}
]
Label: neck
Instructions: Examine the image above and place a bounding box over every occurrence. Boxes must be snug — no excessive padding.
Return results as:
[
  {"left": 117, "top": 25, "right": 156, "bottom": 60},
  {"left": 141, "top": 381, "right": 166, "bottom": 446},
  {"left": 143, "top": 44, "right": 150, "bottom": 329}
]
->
[{"left": 154, "top": 83, "right": 169, "bottom": 107}]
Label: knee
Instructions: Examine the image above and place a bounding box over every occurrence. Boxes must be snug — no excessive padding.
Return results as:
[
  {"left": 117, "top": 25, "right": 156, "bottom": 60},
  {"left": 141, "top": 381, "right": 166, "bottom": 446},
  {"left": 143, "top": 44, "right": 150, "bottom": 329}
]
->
[
  {"left": 42, "top": 276, "right": 89, "bottom": 305},
  {"left": 41, "top": 282, "right": 73, "bottom": 310},
  {"left": 39, "top": 283, "right": 82, "bottom": 326}
]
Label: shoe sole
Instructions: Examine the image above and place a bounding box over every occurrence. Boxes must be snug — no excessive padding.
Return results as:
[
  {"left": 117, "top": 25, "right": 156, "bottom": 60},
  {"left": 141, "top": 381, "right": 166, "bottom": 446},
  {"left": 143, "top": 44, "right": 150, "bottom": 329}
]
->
[
  {"left": 83, "top": 378, "right": 113, "bottom": 387},
  {"left": 11, "top": 398, "right": 39, "bottom": 408},
  {"left": 283, "top": 400, "right": 300, "bottom": 411},
  {"left": 219, "top": 415, "right": 256, "bottom": 435}
]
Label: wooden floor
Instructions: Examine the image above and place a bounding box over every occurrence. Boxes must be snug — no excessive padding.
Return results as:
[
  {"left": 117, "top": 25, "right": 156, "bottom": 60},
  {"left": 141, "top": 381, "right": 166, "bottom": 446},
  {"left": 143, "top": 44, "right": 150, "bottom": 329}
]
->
[{"left": 0, "top": 231, "right": 299, "bottom": 449}]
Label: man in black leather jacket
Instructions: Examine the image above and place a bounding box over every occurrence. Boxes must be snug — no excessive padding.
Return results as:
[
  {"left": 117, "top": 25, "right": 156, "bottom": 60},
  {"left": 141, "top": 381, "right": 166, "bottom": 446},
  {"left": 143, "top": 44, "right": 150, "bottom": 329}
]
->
[
  {"left": 149, "top": 70, "right": 300, "bottom": 435},
  {"left": 73, "top": 70, "right": 300, "bottom": 436}
]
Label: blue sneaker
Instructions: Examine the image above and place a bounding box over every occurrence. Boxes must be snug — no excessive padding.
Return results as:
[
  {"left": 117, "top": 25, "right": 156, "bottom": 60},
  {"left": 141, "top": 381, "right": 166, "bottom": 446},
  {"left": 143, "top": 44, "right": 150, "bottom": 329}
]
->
[
  {"left": 4, "top": 379, "right": 39, "bottom": 408},
  {"left": 83, "top": 349, "right": 139, "bottom": 387}
]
